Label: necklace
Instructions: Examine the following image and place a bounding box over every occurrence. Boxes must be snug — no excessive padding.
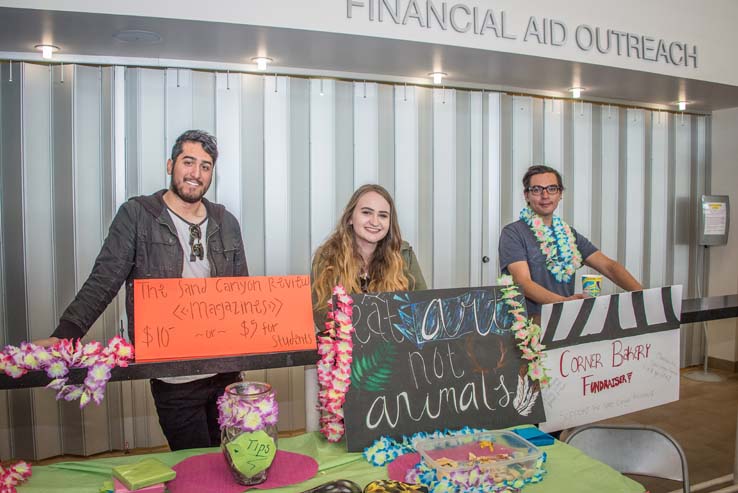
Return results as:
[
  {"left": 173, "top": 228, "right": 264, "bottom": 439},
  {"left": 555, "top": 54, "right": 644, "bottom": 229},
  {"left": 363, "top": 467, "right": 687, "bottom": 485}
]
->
[
  {"left": 316, "top": 285, "right": 355, "bottom": 442},
  {"left": 519, "top": 206, "right": 582, "bottom": 283}
]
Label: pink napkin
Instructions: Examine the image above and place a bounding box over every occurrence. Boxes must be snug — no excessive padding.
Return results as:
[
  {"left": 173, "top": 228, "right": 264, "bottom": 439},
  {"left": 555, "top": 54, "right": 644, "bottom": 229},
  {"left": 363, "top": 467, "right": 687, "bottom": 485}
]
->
[
  {"left": 387, "top": 453, "right": 421, "bottom": 482},
  {"left": 168, "top": 450, "right": 318, "bottom": 493}
]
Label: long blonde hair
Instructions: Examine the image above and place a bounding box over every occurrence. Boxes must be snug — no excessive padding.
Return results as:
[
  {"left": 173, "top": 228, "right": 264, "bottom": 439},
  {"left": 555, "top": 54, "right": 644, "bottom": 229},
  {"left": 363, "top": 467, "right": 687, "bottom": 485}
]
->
[{"left": 312, "top": 184, "right": 410, "bottom": 311}]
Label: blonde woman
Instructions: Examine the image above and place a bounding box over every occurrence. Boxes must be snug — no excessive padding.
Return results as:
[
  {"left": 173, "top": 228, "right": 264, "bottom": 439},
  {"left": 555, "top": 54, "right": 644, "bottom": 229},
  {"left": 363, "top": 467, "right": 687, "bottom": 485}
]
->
[{"left": 311, "top": 184, "right": 426, "bottom": 324}]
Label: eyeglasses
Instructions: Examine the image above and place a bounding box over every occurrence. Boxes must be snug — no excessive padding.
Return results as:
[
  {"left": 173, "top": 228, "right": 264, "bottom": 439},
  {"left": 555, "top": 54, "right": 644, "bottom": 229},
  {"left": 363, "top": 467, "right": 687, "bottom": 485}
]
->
[
  {"left": 189, "top": 224, "right": 204, "bottom": 261},
  {"left": 526, "top": 185, "right": 563, "bottom": 196}
]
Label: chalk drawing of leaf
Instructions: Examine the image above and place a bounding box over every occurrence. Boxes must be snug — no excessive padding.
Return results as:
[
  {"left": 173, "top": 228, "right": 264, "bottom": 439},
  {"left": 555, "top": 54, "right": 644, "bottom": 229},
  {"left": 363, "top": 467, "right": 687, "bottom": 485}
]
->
[
  {"left": 351, "top": 342, "right": 397, "bottom": 392},
  {"left": 513, "top": 374, "right": 540, "bottom": 416}
]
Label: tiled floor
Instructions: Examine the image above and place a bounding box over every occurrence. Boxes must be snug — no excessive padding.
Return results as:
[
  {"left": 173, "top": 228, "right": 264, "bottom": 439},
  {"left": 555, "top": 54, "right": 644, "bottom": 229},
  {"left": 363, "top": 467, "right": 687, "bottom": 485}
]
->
[{"left": 596, "top": 368, "right": 738, "bottom": 492}]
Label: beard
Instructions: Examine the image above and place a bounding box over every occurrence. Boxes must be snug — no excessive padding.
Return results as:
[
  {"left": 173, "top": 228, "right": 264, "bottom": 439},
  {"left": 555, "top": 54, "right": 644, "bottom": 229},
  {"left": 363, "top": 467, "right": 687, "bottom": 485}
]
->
[{"left": 169, "top": 175, "right": 210, "bottom": 203}]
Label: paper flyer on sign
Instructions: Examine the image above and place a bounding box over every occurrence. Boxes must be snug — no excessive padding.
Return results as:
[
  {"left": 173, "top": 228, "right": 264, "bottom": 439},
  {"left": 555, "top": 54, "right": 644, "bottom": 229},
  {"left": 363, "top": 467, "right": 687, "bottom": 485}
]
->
[
  {"left": 539, "top": 286, "right": 682, "bottom": 432},
  {"left": 703, "top": 202, "right": 727, "bottom": 235}
]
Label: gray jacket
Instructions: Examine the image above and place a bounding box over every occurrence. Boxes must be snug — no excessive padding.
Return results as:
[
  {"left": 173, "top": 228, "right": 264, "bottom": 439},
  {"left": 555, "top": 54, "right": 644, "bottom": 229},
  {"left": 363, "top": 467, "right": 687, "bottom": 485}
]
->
[{"left": 52, "top": 190, "right": 249, "bottom": 341}]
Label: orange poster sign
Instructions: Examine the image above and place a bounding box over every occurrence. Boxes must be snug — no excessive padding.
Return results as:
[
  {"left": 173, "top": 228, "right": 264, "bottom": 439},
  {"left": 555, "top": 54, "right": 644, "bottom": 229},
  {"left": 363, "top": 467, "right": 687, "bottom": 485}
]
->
[{"left": 133, "top": 275, "right": 315, "bottom": 362}]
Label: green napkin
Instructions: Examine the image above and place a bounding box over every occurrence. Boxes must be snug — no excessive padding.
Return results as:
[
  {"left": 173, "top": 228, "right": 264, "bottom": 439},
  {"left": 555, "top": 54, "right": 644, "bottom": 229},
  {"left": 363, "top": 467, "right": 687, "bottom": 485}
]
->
[
  {"left": 225, "top": 430, "right": 277, "bottom": 477},
  {"left": 111, "top": 459, "right": 175, "bottom": 491}
]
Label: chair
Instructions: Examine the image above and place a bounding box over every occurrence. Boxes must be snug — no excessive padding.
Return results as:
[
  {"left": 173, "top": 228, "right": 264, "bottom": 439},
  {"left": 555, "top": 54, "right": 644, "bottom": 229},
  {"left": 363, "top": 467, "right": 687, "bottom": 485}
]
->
[{"left": 564, "top": 424, "right": 690, "bottom": 493}]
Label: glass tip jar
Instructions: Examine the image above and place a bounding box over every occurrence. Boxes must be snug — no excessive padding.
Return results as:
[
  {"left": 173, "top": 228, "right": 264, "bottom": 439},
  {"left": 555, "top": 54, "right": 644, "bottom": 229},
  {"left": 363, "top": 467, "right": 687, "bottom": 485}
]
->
[{"left": 217, "top": 381, "right": 279, "bottom": 485}]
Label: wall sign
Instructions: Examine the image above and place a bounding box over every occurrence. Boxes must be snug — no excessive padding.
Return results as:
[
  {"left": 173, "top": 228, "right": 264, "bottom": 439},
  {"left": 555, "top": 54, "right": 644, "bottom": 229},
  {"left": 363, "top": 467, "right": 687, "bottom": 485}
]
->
[
  {"left": 133, "top": 275, "right": 315, "bottom": 361},
  {"left": 346, "top": 1, "right": 698, "bottom": 68},
  {"left": 343, "top": 286, "right": 546, "bottom": 452},
  {"left": 539, "top": 286, "right": 682, "bottom": 432}
]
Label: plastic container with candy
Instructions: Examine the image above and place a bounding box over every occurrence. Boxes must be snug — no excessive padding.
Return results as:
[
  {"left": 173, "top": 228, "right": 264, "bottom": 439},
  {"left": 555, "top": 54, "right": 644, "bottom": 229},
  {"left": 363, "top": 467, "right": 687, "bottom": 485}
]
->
[{"left": 414, "top": 430, "right": 543, "bottom": 487}]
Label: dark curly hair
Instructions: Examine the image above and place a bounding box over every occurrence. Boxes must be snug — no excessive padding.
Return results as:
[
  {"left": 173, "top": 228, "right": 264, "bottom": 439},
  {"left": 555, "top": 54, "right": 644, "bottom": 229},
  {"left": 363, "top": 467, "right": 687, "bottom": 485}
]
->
[{"left": 170, "top": 130, "right": 218, "bottom": 164}]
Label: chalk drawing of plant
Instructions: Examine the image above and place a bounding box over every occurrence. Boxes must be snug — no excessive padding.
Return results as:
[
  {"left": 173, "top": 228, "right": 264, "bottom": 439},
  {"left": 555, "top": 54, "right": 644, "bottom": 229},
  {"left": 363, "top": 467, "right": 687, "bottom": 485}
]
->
[{"left": 351, "top": 342, "right": 397, "bottom": 392}]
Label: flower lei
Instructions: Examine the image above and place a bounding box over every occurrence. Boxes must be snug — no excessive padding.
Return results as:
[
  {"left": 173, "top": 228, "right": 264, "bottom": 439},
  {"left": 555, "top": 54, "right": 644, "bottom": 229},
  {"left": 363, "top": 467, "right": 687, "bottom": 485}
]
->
[
  {"left": 0, "top": 460, "right": 31, "bottom": 493},
  {"left": 0, "top": 337, "right": 132, "bottom": 492},
  {"left": 217, "top": 383, "right": 279, "bottom": 432},
  {"left": 0, "top": 337, "right": 134, "bottom": 408},
  {"left": 364, "top": 427, "right": 546, "bottom": 493},
  {"left": 316, "top": 285, "right": 355, "bottom": 442},
  {"left": 498, "top": 275, "right": 550, "bottom": 385},
  {"left": 519, "top": 206, "right": 582, "bottom": 283}
]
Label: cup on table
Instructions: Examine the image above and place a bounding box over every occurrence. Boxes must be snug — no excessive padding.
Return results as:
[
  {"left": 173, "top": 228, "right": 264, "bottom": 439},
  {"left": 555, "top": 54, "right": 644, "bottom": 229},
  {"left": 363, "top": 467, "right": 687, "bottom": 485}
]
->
[{"left": 581, "top": 274, "right": 602, "bottom": 297}]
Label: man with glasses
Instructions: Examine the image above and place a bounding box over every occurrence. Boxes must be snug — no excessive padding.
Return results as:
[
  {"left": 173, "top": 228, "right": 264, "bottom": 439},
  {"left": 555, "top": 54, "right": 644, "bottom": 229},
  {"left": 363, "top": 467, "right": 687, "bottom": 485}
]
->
[
  {"left": 35, "top": 130, "right": 249, "bottom": 450},
  {"left": 499, "top": 164, "right": 641, "bottom": 322}
]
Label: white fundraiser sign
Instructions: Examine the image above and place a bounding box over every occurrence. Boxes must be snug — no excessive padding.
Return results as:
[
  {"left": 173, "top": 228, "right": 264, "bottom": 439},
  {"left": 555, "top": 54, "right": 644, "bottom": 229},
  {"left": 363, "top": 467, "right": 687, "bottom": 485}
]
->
[{"left": 538, "top": 286, "right": 682, "bottom": 432}]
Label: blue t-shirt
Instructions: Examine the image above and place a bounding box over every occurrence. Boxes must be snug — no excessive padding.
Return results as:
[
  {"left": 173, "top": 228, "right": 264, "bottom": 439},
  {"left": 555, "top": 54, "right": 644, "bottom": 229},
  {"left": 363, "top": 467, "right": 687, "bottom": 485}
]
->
[{"left": 498, "top": 219, "right": 598, "bottom": 316}]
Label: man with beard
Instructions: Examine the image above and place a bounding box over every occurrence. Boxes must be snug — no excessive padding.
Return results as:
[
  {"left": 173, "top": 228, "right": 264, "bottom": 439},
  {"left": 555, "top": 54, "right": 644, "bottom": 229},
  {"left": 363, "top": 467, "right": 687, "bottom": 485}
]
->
[{"left": 35, "top": 130, "right": 249, "bottom": 450}]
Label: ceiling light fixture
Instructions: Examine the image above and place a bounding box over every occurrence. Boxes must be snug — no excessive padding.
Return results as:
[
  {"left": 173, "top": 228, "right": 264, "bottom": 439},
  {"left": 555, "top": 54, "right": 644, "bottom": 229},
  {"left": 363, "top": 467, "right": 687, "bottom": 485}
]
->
[
  {"left": 251, "top": 57, "right": 273, "bottom": 71},
  {"left": 569, "top": 87, "right": 584, "bottom": 99},
  {"left": 35, "top": 44, "right": 59, "bottom": 60},
  {"left": 428, "top": 72, "right": 447, "bottom": 85},
  {"left": 678, "top": 101, "right": 687, "bottom": 111}
]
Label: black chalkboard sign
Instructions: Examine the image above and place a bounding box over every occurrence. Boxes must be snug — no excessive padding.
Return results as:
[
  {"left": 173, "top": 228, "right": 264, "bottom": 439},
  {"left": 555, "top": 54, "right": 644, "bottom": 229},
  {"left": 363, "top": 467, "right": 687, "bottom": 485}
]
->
[{"left": 343, "top": 286, "right": 546, "bottom": 452}]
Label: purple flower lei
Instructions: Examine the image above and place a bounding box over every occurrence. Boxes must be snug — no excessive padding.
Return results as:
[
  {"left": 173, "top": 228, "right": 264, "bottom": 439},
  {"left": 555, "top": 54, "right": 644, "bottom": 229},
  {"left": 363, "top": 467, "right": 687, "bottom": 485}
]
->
[
  {"left": 0, "top": 337, "right": 134, "bottom": 408},
  {"left": 217, "top": 382, "right": 279, "bottom": 432}
]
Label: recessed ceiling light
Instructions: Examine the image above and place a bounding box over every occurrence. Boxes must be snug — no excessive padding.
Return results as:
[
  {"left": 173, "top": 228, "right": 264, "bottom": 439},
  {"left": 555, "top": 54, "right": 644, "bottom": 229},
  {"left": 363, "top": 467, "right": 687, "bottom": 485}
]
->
[
  {"left": 251, "top": 57, "right": 273, "bottom": 70},
  {"left": 569, "top": 87, "right": 584, "bottom": 98},
  {"left": 678, "top": 101, "right": 688, "bottom": 111},
  {"left": 428, "top": 72, "right": 447, "bottom": 85},
  {"left": 113, "top": 30, "right": 162, "bottom": 44},
  {"left": 35, "top": 44, "right": 59, "bottom": 59}
]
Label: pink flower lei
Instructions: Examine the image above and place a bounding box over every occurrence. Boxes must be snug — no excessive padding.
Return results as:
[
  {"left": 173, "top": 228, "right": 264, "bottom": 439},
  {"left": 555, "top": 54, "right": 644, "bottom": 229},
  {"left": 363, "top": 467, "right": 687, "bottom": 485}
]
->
[
  {"left": 316, "top": 285, "right": 355, "bottom": 442},
  {"left": 497, "top": 275, "right": 550, "bottom": 386},
  {"left": 0, "top": 336, "right": 134, "bottom": 408},
  {"left": 0, "top": 460, "right": 31, "bottom": 493}
]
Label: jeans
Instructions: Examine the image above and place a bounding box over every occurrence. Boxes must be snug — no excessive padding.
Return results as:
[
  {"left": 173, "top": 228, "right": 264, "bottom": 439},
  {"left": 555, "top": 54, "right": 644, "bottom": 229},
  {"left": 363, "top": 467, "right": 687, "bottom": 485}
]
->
[{"left": 150, "top": 372, "right": 240, "bottom": 451}]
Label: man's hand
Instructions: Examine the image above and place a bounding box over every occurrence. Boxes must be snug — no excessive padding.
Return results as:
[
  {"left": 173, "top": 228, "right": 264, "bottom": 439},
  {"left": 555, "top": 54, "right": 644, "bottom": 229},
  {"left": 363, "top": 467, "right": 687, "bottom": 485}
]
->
[
  {"left": 32, "top": 337, "right": 60, "bottom": 348},
  {"left": 564, "top": 293, "right": 586, "bottom": 301}
]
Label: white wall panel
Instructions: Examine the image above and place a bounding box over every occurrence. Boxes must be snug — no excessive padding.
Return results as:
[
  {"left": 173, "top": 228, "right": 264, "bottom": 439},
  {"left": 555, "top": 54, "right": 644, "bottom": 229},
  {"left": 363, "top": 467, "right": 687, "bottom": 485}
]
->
[
  {"left": 264, "top": 76, "right": 291, "bottom": 275},
  {"left": 469, "top": 92, "right": 483, "bottom": 286},
  {"left": 512, "top": 96, "right": 533, "bottom": 220},
  {"left": 353, "top": 81, "right": 379, "bottom": 187},
  {"left": 544, "top": 99, "right": 564, "bottom": 172},
  {"left": 432, "top": 88, "right": 456, "bottom": 289},
  {"left": 23, "top": 62, "right": 62, "bottom": 459},
  {"left": 395, "top": 85, "right": 419, "bottom": 250},
  {"left": 136, "top": 69, "right": 167, "bottom": 194},
  {"left": 650, "top": 111, "right": 669, "bottom": 287},
  {"left": 192, "top": 71, "right": 216, "bottom": 135},
  {"left": 600, "top": 107, "right": 620, "bottom": 295},
  {"left": 310, "top": 78, "right": 336, "bottom": 251},
  {"left": 484, "top": 92, "right": 502, "bottom": 285},
  {"left": 214, "top": 72, "right": 242, "bottom": 220},
  {"left": 673, "top": 115, "right": 691, "bottom": 288},
  {"left": 571, "top": 102, "right": 593, "bottom": 240},
  {"left": 625, "top": 109, "right": 646, "bottom": 282},
  {"left": 165, "top": 68, "right": 193, "bottom": 153}
]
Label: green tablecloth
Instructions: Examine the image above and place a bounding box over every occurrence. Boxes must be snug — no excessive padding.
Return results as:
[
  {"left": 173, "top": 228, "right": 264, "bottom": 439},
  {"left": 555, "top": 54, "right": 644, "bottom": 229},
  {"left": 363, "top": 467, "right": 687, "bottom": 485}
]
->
[{"left": 19, "top": 431, "right": 644, "bottom": 492}]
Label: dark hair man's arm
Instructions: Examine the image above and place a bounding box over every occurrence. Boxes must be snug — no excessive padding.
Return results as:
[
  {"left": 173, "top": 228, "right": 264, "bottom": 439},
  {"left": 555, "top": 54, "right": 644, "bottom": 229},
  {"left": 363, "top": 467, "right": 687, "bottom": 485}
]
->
[{"left": 45, "top": 202, "right": 138, "bottom": 342}]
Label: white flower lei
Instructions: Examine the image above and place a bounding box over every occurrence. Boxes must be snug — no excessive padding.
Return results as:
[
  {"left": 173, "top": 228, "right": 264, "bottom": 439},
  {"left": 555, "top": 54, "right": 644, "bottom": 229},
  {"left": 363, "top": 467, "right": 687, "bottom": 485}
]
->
[{"left": 519, "top": 206, "right": 582, "bottom": 283}]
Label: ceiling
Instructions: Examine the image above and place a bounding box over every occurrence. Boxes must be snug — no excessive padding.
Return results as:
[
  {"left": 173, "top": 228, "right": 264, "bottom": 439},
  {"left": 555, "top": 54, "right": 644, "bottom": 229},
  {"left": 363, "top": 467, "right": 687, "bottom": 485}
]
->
[{"left": 2, "top": 6, "right": 738, "bottom": 113}]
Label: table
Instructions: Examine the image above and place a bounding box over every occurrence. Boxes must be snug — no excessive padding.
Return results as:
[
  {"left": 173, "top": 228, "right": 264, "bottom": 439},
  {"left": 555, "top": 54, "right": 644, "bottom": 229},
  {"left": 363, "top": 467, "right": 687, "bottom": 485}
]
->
[{"left": 18, "top": 431, "right": 644, "bottom": 493}]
